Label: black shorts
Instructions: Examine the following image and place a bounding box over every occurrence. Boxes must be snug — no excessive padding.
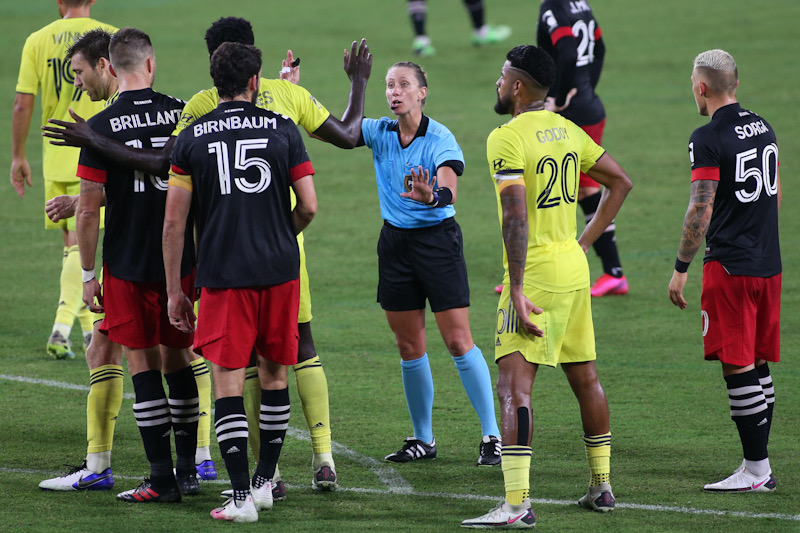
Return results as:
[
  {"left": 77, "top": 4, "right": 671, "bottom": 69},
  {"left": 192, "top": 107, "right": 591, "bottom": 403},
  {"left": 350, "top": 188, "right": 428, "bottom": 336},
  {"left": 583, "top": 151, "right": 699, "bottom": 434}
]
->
[{"left": 377, "top": 217, "right": 470, "bottom": 313}]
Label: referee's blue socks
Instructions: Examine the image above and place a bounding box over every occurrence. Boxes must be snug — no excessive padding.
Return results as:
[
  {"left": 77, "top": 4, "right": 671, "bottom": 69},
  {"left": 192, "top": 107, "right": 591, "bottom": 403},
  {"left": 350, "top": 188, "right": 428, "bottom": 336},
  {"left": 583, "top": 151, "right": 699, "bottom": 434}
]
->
[
  {"left": 453, "top": 345, "right": 500, "bottom": 437},
  {"left": 401, "top": 354, "right": 434, "bottom": 444}
]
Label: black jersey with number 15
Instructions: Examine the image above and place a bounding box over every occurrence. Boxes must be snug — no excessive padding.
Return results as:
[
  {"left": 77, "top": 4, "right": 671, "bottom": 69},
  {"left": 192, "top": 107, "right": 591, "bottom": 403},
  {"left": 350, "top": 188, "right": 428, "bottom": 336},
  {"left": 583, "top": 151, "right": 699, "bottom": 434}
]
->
[
  {"left": 170, "top": 101, "right": 314, "bottom": 289},
  {"left": 689, "top": 103, "right": 780, "bottom": 277}
]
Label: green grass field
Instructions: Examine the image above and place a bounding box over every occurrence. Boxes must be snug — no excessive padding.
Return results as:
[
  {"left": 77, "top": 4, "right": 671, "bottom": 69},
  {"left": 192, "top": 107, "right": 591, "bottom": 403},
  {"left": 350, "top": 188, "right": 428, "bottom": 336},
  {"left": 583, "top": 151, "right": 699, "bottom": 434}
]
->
[{"left": 1, "top": 0, "right": 799, "bottom": 531}]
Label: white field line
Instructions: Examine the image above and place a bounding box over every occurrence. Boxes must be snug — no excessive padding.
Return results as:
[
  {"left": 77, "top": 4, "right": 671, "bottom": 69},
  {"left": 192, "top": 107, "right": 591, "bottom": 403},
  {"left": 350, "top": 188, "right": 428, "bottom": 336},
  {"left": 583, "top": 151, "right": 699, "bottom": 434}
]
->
[{"left": 2, "top": 374, "right": 799, "bottom": 522}]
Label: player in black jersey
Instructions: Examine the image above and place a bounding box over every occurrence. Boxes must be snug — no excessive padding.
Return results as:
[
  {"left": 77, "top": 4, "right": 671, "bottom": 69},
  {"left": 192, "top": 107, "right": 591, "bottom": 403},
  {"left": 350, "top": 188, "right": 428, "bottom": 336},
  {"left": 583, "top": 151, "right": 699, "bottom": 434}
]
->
[
  {"left": 531, "top": 0, "right": 627, "bottom": 297},
  {"left": 669, "top": 49, "right": 780, "bottom": 493},
  {"left": 164, "top": 42, "right": 317, "bottom": 523},
  {"left": 75, "top": 28, "right": 200, "bottom": 504}
]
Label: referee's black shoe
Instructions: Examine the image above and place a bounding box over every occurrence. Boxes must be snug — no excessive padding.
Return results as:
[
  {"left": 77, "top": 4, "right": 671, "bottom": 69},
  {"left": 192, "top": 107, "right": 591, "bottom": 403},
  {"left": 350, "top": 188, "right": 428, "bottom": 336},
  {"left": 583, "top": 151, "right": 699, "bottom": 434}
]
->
[{"left": 385, "top": 437, "right": 437, "bottom": 463}]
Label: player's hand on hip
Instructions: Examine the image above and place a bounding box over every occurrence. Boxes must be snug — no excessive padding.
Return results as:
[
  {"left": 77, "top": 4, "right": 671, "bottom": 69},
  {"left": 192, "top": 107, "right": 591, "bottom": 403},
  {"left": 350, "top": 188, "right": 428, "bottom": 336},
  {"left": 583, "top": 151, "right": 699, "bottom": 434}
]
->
[
  {"left": 83, "top": 278, "right": 104, "bottom": 313},
  {"left": 668, "top": 271, "right": 688, "bottom": 310},
  {"left": 544, "top": 88, "right": 578, "bottom": 113},
  {"left": 46, "top": 194, "right": 79, "bottom": 222},
  {"left": 10, "top": 158, "right": 32, "bottom": 198},
  {"left": 511, "top": 292, "right": 544, "bottom": 338},
  {"left": 168, "top": 293, "right": 196, "bottom": 333},
  {"left": 42, "top": 108, "right": 93, "bottom": 148},
  {"left": 344, "top": 38, "right": 372, "bottom": 82}
]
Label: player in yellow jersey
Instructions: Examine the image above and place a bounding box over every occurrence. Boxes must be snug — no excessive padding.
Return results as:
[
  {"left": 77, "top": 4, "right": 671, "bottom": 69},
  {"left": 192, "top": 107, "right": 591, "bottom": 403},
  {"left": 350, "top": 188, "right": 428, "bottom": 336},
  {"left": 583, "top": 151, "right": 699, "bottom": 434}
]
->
[
  {"left": 40, "top": 28, "right": 219, "bottom": 490},
  {"left": 42, "top": 16, "right": 372, "bottom": 497},
  {"left": 462, "top": 45, "right": 631, "bottom": 529},
  {"left": 11, "top": 0, "right": 116, "bottom": 359}
]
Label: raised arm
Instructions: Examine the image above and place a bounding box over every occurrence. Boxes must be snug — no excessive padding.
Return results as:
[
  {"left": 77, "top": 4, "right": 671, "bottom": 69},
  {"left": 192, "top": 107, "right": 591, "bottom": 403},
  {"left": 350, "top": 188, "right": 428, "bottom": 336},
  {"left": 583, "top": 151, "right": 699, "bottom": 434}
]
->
[
  {"left": 43, "top": 109, "right": 175, "bottom": 177},
  {"left": 310, "top": 39, "right": 372, "bottom": 148},
  {"left": 11, "top": 92, "right": 35, "bottom": 198}
]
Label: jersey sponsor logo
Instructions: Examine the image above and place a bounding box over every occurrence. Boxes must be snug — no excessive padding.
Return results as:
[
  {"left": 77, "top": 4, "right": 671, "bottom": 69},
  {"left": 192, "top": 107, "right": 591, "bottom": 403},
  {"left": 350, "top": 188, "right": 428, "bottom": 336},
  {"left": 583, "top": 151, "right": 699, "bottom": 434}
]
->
[
  {"left": 493, "top": 158, "right": 507, "bottom": 171},
  {"left": 133, "top": 99, "right": 153, "bottom": 105},
  {"left": 109, "top": 109, "right": 182, "bottom": 132},
  {"left": 735, "top": 119, "right": 770, "bottom": 140},
  {"left": 536, "top": 127, "right": 570, "bottom": 143},
  {"left": 193, "top": 115, "right": 277, "bottom": 137}
]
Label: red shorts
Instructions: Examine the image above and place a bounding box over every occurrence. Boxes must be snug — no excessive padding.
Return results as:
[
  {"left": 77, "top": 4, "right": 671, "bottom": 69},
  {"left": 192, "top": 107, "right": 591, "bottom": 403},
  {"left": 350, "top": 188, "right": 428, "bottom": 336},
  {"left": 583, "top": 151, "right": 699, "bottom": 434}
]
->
[
  {"left": 579, "top": 119, "right": 605, "bottom": 188},
  {"left": 194, "top": 280, "right": 300, "bottom": 369},
  {"left": 701, "top": 261, "right": 781, "bottom": 366},
  {"left": 100, "top": 264, "right": 195, "bottom": 350}
]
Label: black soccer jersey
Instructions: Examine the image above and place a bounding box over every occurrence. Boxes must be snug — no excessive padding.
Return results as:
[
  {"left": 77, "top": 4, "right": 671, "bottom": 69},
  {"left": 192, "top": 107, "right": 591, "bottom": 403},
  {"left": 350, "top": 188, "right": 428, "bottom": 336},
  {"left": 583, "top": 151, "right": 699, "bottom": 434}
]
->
[
  {"left": 537, "top": 0, "right": 605, "bottom": 126},
  {"left": 170, "top": 101, "right": 314, "bottom": 289},
  {"left": 689, "top": 103, "right": 781, "bottom": 277},
  {"left": 77, "top": 88, "right": 194, "bottom": 282}
]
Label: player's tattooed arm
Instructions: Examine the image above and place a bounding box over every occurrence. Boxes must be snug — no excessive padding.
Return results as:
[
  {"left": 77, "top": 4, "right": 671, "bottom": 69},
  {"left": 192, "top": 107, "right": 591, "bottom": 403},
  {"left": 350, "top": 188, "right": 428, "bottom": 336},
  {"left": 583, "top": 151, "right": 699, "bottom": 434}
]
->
[
  {"left": 500, "top": 185, "right": 543, "bottom": 337},
  {"left": 677, "top": 179, "right": 717, "bottom": 262}
]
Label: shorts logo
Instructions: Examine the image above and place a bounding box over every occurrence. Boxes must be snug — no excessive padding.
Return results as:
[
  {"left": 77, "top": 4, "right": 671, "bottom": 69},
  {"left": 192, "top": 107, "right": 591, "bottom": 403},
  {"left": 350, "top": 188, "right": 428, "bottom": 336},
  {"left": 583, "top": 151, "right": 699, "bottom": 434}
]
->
[
  {"left": 493, "top": 158, "right": 506, "bottom": 171},
  {"left": 496, "top": 303, "right": 518, "bottom": 335},
  {"left": 701, "top": 309, "right": 709, "bottom": 337}
]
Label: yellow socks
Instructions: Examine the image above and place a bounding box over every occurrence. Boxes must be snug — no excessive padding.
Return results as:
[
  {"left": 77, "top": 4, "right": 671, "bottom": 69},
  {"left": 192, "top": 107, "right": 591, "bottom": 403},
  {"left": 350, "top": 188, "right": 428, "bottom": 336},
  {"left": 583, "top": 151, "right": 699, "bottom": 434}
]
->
[
  {"left": 243, "top": 366, "right": 261, "bottom": 459},
  {"left": 86, "top": 365, "right": 124, "bottom": 455},
  {"left": 293, "top": 356, "right": 332, "bottom": 456},
  {"left": 584, "top": 433, "right": 611, "bottom": 486},
  {"left": 501, "top": 445, "right": 531, "bottom": 505},
  {"left": 190, "top": 357, "right": 212, "bottom": 449},
  {"left": 55, "top": 245, "right": 84, "bottom": 330}
]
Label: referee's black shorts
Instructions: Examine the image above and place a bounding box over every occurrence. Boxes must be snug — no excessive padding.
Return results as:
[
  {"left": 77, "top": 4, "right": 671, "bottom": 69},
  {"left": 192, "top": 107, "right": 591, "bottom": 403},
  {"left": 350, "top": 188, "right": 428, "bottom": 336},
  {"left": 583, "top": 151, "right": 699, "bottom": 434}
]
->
[{"left": 377, "top": 217, "right": 470, "bottom": 313}]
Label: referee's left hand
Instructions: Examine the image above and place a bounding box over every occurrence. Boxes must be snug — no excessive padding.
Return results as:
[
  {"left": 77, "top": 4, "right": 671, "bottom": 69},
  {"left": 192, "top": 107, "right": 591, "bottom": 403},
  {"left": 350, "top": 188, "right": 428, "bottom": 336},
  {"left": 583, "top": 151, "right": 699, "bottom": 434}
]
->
[{"left": 401, "top": 166, "right": 434, "bottom": 204}]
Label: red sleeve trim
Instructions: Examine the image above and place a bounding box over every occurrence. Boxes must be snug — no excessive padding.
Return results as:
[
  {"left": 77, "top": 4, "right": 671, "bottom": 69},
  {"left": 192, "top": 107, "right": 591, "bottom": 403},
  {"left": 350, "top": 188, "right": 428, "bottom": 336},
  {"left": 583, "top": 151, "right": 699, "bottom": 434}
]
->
[
  {"left": 691, "top": 167, "right": 720, "bottom": 182},
  {"left": 594, "top": 27, "right": 602, "bottom": 41},
  {"left": 170, "top": 164, "right": 189, "bottom": 176},
  {"left": 290, "top": 160, "right": 315, "bottom": 182},
  {"left": 76, "top": 164, "right": 107, "bottom": 183},
  {"left": 551, "top": 26, "right": 575, "bottom": 46}
]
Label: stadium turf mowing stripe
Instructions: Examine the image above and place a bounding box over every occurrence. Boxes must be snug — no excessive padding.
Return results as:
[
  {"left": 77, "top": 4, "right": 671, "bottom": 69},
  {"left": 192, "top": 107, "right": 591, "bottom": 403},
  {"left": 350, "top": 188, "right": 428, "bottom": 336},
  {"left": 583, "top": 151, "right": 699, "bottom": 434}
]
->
[{"left": 4, "top": 373, "right": 799, "bottom": 523}]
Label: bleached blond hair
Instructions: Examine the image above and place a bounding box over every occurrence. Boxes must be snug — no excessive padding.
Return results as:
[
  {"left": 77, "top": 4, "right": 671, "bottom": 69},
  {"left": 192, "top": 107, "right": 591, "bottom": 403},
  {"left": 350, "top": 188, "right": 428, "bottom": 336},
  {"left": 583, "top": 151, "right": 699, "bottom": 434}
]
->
[{"left": 693, "top": 49, "right": 738, "bottom": 94}]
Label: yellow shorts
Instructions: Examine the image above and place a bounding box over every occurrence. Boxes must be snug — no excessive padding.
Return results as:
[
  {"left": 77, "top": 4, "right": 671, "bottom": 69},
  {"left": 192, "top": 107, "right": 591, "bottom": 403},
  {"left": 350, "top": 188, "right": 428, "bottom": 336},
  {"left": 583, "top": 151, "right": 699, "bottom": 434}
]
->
[
  {"left": 44, "top": 179, "right": 105, "bottom": 231},
  {"left": 298, "top": 231, "right": 312, "bottom": 323},
  {"left": 495, "top": 284, "right": 595, "bottom": 367}
]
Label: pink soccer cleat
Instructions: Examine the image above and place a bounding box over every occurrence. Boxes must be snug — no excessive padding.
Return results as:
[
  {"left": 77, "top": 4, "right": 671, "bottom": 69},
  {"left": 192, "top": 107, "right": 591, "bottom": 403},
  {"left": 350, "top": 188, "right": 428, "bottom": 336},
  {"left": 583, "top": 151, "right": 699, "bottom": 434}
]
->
[{"left": 590, "top": 274, "right": 628, "bottom": 297}]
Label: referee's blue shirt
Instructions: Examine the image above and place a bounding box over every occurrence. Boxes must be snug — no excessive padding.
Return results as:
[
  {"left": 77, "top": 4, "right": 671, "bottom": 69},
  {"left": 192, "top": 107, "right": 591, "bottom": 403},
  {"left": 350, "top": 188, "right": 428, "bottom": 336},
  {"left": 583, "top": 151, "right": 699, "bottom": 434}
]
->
[{"left": 362, "top": 115, "right": 463, "bottom": 228}]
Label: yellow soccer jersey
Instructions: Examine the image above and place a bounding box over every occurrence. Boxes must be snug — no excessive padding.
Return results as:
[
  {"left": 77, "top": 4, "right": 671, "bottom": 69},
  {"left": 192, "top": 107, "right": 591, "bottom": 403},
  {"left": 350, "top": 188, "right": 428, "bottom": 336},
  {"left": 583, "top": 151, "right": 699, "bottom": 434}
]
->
[
  {"left": 487, "top": 110, "right": 605, "bottom": 292},
  {"left": 172, "top": 77, "right": 330, "bottom": 137},
  {"left": 16, "top": 17, "right": 117, "bottom": 182}
]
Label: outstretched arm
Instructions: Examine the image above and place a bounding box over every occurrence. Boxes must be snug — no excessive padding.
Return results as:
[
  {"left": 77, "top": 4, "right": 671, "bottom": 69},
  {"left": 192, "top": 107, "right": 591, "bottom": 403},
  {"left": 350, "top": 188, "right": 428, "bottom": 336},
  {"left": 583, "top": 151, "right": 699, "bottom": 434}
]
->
[
  {"left": 668, "top": 179, "right": 716, "bottom": 310},
  {"left": 11, "top": 92, "right": 35, "bottom": 198},
  {"left": 43, "top": 108, "right": 175, "bottom": 176},
  {"left": 311, "top": 39, "right": 372, "bottom": 148}
]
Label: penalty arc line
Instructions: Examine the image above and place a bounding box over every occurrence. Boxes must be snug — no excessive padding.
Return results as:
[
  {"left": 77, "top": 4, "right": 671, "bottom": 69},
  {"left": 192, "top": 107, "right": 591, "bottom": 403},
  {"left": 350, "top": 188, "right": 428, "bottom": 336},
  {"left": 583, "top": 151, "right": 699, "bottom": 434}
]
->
[{"left": 2, "top": 374, "right": 798, "bottom": 521}]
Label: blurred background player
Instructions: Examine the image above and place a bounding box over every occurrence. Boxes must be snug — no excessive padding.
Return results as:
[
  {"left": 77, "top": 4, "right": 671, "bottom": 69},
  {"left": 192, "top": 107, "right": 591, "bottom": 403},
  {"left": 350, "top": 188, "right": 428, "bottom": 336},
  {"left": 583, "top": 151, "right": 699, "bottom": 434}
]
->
[
  {"left": 164, "top": 41, "right": 318, "bottom": 522},
  {"left": 530, "top": 0, "right": 627, "bottom": 297},
  {"left": 408, "top": 0, "right": 511, "bottom": 58},
  {"left": 11, "top": 0, "right": 116, "bottom": 358},
  {"left": 359, "top": 61, "right": 501, "bottom": 467},
  {"left": 38, "top": 28, "right": 124, "bottom": 493},
  {"left": 75, "top": 27, "right": 199, "bottom": 503},
  {"left": 668, "top": 49, "right": 780, "bottom": 493},
  {"left": 462, "top": 45, "right": 631, "bottom": 528},
  {"left": 43, "top": 16, "right": 372, "bottom": 496},
  {"left": 39, "top": 28, "right": 217, "bottom": 492}
]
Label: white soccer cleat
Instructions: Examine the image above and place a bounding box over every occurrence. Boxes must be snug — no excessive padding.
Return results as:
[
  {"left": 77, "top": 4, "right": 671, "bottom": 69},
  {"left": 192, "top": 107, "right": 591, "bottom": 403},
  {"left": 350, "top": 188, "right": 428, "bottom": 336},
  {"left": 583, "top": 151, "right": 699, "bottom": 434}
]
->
[
  {"left": 39, "top": 461, "right": 114, "bottom": 491},
  {"left": 461, "top": 500, "right": 536, "bottom": 529},
  {"left": 211, "top": 495, "right": 258, "bottom": 522},
  {"left": 578, "top": 482, "right": 616, "bottom": 512},
  {"left": 312, "top": 462, "right": 338, "bottom": 491},
  {"left": 251, "top": 479, "right": 273, "bottom": 511},
  {"left": 703, "top": 467, "right": 776, "bottom": 493}
]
